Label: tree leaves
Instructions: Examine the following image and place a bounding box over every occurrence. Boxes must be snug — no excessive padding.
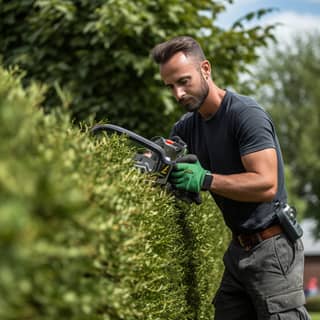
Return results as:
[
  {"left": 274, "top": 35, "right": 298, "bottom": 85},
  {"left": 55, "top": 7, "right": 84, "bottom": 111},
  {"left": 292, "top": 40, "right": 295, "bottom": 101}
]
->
[{"left": 0, "top": 0, "right": 277, "bottom": 137}]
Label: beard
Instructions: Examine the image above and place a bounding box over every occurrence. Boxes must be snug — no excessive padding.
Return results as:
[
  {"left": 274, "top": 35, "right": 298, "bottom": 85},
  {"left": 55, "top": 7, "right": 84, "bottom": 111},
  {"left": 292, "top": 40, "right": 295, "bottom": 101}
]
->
[{"left": 178, "top": 74, "right": 209, "bottom": 113}]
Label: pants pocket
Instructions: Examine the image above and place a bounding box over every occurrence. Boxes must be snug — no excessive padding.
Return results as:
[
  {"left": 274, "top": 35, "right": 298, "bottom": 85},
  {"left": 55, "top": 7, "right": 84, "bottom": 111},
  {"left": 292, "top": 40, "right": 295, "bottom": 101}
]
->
[
  {"left": 274, "top": 235, "right": 295, "bottom": 275},
  {"left": 266, "top": 290, "right": 306, "bottom": 314},
  {"left": 276, "top": 307, "right": 311, "bottom": 320}
]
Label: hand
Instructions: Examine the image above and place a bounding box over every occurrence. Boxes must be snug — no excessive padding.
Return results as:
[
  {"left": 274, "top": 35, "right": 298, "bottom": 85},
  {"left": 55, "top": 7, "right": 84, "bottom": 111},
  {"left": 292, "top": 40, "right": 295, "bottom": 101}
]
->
[
  {"left": 170, "top": 155, "right": 210, "bottom": 193},
  {"left": 166, "top": 183, "right": 202, "bottom": 205}
]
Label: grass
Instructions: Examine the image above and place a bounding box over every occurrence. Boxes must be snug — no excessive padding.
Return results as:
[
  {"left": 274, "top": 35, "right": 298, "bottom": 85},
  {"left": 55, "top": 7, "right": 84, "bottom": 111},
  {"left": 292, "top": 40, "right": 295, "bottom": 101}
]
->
[{"left": 310, "top": 312, "right": 320, "bottom": 320}]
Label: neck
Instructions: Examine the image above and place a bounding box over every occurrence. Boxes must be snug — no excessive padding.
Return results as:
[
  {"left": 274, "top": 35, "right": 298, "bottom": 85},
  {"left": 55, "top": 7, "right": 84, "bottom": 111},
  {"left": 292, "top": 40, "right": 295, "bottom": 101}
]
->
[{"left": 199, "top": 83, "right": 226, "bottom": 120}]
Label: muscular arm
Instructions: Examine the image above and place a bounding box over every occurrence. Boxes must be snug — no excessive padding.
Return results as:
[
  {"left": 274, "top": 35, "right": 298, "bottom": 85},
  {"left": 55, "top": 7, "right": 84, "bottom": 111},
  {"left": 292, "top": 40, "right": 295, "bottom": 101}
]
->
[{"left": 209, "top": 148, "right": 278, "bottom": 202}]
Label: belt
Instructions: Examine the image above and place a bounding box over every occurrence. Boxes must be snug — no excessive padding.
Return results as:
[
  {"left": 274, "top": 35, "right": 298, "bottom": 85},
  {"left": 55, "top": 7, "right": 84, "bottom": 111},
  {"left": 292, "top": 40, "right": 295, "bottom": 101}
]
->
[{"left": 234, "top": 224, "right": 283, "bottom": 251}]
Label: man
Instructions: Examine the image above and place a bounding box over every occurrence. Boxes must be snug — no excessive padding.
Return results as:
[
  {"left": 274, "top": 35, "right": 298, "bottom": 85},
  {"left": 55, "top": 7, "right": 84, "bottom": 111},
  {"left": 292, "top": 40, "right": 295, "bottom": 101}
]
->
[{"left": 151, "top": 36, "right": 310, "bottom": 320}]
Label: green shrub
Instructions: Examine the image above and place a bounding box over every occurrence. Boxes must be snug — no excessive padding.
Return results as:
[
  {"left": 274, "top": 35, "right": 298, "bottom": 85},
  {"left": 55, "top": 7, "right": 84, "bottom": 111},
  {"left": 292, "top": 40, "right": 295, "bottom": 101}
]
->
[{"left": 0, "top": 66, "right": 229, "bottom": 319}]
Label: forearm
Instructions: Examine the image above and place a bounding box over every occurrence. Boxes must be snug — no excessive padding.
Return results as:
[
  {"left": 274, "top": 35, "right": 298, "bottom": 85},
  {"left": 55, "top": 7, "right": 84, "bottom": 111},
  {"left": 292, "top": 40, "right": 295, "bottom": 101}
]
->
[{"left": 209, "top": 172, "right": 277, "bottom": 202}]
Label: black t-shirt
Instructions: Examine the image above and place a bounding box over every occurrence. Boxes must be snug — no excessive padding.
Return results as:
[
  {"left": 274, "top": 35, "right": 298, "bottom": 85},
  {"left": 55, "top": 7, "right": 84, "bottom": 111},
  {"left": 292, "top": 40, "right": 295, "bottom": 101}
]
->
[{"left": 170, "top": 89, "right": 287, "bottom": 234}]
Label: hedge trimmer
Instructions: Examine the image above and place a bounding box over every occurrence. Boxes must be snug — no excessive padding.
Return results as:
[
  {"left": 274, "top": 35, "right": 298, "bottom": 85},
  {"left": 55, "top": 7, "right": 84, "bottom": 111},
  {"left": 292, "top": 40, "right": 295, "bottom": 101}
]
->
[{"left": 91, "top": 124, "right": 201, "bottom": 204}]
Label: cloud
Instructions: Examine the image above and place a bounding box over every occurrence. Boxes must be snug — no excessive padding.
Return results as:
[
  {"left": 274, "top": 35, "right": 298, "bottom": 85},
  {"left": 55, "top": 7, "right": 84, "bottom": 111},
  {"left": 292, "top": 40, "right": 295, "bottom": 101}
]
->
[
  {"left": 264, "top": 11, "right": 320, "bottom": 44},
  {"left": 230, "top": 0, "right": 259, "bottom": 5}
]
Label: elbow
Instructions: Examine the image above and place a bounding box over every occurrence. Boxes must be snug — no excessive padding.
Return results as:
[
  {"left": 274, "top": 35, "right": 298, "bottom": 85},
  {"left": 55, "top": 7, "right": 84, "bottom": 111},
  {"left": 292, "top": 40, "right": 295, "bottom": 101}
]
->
[
  {"left": 262, "top": 184, "right": 277, "bottom": 202},
  {"left": 258, "top": 173, "right": 278, "bottom": 202}
]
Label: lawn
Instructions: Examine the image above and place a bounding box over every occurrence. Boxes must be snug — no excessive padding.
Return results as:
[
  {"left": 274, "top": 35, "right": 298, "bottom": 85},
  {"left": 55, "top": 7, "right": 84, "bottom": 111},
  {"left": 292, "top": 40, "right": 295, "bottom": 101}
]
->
[{"left": 310, "top": 312, "right": 320, "bottom": 320}]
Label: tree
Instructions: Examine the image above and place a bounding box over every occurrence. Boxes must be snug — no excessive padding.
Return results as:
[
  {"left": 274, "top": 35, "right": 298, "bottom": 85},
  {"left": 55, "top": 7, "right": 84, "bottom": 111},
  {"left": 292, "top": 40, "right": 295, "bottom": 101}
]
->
[
  {"left": 254, "top": 32, "right": 320, "bottom": 235},
  {"left": 0, "top": 0, "right": 276, "bottom": 136}
]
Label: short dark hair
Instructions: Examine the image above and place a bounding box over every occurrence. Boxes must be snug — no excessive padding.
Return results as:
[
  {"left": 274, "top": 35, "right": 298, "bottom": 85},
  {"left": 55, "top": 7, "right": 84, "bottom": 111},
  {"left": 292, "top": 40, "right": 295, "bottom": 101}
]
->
[{"left": 151, "top": 36, "right": 206, "bottom": 64}]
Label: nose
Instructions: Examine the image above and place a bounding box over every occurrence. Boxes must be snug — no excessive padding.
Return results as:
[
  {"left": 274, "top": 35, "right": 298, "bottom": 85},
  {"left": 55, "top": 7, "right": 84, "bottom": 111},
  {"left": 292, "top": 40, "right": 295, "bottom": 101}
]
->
[{"left": 173, "top": 86, "right": 186, "bottom": 101}]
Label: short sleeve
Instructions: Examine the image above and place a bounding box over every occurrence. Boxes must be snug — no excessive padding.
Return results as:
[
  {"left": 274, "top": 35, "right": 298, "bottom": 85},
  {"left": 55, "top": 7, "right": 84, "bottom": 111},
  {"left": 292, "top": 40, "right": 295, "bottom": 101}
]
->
[{"left": 235, "top": 105, "right": 276, "bottom": 156}]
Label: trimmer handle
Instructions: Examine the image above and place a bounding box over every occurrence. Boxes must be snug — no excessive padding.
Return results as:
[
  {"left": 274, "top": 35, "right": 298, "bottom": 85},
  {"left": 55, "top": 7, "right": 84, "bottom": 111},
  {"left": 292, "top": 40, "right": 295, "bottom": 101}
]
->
[{"left": 91, "top": 124, "right": 172, "bottom": 169}]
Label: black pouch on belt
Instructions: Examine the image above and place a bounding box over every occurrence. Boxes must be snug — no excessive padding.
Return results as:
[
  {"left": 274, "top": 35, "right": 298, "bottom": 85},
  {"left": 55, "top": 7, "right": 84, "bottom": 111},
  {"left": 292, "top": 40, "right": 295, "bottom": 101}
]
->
[{"left": 275, "top": 203, "right": 303, "bottom": 243}]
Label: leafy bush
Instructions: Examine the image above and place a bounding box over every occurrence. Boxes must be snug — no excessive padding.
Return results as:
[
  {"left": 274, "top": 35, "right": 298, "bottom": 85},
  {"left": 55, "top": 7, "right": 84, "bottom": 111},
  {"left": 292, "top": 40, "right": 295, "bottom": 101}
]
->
[
  {"left": 0, "top": 66, "right": 229, "bottom": 319},
  {"left": 0, "top": 1, "right": 276, "bottom": 136}
]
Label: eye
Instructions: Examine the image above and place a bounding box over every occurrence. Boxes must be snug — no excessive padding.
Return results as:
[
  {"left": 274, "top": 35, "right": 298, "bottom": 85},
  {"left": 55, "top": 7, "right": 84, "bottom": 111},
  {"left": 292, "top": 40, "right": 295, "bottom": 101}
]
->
[{"left": 178, "top": 77, "right": 190, "bottom": 86}]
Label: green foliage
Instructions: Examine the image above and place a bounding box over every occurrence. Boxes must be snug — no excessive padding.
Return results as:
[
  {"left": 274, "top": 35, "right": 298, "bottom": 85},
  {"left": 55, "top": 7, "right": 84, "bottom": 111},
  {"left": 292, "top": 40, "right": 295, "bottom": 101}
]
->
[
  {"left": 0, "top": 0, "right": 276, "bottom": 137},
  {"left": 254, "top": 32, "right": 320, "bottom": 233},
  {"left": 0, "top": 66, "right": 229, "bottom": 319},
  {"left": 310, "top": 312, "right": 320, "bottom": 320},
  {"left": 283, "top": 165, "right": 307, "bottom": 221}
]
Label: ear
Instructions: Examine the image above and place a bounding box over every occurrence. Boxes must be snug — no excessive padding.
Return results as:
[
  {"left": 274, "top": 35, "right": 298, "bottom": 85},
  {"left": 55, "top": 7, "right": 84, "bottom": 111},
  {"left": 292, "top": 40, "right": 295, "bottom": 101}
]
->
[{"left": 201, "top": 60, "right": 211, "bottom": 79}]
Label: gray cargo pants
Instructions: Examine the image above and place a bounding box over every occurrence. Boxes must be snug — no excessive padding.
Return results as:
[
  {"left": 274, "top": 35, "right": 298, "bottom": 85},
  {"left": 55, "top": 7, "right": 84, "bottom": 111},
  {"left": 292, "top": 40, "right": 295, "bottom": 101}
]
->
[{"left": 213, "top": 234, "right": 310, "bottom": 319}]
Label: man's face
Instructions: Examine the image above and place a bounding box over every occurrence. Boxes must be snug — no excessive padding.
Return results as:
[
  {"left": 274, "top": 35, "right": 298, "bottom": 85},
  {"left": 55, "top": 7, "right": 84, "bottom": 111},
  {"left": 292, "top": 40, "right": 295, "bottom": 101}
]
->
[{"left": 160, "top": 52, "right": 209, "bottom": 113}]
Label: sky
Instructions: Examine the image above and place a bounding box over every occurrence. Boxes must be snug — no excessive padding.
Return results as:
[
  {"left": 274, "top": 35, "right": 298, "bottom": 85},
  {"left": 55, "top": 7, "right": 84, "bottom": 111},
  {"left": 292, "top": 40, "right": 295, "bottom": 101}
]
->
[{"left": 216, "top": 0, "right": 320, "bottom": 44}]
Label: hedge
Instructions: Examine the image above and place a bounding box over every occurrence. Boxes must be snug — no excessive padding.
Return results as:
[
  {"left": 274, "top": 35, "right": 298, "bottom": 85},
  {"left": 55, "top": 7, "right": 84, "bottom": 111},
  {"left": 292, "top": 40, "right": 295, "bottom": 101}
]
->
[{"left": 0, "top": 66, "right": 230, "bottom": 319}]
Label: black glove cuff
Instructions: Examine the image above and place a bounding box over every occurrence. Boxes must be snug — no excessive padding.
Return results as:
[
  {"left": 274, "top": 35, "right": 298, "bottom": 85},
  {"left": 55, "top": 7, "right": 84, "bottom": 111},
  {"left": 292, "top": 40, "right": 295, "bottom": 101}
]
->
[{"left": 202, "top": 173, "right": 213, "bottom": 191}]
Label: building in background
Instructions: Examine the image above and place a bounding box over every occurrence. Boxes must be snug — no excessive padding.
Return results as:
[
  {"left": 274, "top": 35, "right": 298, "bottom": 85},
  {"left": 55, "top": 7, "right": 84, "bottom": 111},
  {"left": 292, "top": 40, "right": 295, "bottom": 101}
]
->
[{"left": 301, "top": 219, "right": 320, "bottom": 297}]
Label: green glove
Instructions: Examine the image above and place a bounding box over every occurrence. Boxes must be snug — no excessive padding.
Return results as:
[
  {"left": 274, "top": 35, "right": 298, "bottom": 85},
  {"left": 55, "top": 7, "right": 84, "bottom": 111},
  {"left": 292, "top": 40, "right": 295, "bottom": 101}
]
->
[{"left": 170, "top": 155, "right": 210, "bottom": 193}]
